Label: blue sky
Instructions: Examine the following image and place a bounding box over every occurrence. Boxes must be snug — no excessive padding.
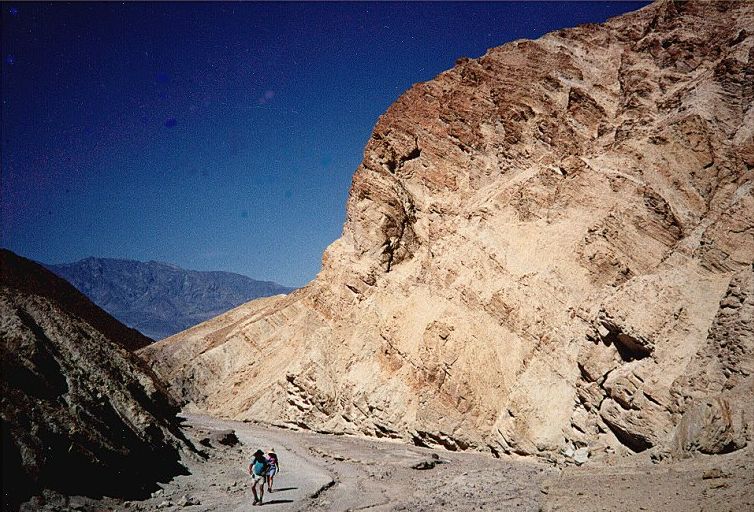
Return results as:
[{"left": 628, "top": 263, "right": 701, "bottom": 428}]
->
[{"left": 1, "top": 2, "right": 647, "bottom": 287}]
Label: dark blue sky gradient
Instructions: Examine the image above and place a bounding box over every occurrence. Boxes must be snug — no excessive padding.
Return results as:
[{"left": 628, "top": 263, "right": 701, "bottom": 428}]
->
[{"left": 2, "top": 2, "right": 648, "bottom": 287}]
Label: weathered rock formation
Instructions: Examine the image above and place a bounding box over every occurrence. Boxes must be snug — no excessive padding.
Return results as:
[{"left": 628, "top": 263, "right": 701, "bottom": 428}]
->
[
  {"left": 46, "top": 257, "right": 294, "bottom": 340},
  {"left": 0, "top": 250, "right": 192, "bottom": 510},
  {"left": 142, "top": 0, "right": 754, "bottom": 462}
]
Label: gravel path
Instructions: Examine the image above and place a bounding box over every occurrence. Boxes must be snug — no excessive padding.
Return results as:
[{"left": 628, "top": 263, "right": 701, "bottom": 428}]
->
[
  {"left": 42, "top": 414, "right": 752, "bottom": 512},
  {"left": 158, "top": 414, "right": 549, "bottom": 512}
]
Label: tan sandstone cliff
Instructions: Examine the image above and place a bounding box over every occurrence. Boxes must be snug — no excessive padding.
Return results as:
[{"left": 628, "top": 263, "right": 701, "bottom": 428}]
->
[{"left": 142, "top": 0, "right": 754, "bottom": 462}]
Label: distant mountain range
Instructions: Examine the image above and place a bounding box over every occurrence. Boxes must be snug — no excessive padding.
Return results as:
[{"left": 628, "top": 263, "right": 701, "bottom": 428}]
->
[{"left": 45, "top": 257, "right": 295, "bottom": 340}]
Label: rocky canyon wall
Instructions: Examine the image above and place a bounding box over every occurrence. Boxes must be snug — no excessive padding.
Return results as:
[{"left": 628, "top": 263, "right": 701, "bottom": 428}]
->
[{"left": 142, "top": 0, "right": 754, "bottom": 462}]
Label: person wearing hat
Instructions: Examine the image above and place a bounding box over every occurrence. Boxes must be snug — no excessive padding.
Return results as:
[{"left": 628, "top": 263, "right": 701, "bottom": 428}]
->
[
  {"left": 249, "top": 449, "right": 269, "bottom": 505},
  {"left": 266, "top": 448, "right": 279, "bottom": 493}
]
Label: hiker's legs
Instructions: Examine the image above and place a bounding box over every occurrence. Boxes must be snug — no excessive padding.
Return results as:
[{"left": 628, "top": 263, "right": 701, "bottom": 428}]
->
[
  {"left": 252, "top": 476, "right": 265, "bottom": 504},
  {"left": 269, "top": 467, "right": 278, "bottom": 491}
]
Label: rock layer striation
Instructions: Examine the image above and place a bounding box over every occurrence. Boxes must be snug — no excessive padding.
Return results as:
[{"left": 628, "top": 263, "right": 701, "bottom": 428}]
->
[{"left": 143, "top": 0, "right": 754, "bottom": 461}]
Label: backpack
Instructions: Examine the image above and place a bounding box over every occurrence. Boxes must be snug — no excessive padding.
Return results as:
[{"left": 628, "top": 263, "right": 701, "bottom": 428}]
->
[{"left": 253, "top": 458, "right": 268, "bottom": 476}]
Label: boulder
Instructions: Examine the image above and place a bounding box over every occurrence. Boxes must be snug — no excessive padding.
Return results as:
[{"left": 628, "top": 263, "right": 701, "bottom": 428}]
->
[{"left": 671, "top": 398, "right": 748, "bottom": 457}]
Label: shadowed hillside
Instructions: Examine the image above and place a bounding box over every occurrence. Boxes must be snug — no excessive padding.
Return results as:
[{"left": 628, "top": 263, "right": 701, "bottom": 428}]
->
[
  {"left": 0, "top": 250, "right": 193, "bottom": 511},
  {"left": 2, "top": 251, "right": 153, "bottom": 351}
]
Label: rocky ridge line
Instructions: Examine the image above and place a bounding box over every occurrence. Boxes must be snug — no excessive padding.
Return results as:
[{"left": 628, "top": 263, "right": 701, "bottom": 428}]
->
[{"left": 46, "top": 257, "right": 294, "bottom": 340}]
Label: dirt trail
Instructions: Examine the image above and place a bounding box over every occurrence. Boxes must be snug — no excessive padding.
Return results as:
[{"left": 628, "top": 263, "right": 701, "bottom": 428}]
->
[
  {"left": 133, "top": 413, "right": 549, "bottom": 512},
  {"left": 33, "top": 413, "right": 753, "bottom": 511}
]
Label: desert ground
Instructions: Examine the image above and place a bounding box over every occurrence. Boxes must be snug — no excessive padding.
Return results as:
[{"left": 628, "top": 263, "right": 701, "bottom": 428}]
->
[{"left": 25, "top": 413, "right": 753, "bottom": 512}]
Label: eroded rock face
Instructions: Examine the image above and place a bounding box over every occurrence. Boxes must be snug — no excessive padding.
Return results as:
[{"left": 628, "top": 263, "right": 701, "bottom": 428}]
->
[
  {"left": 142, "top": 0, "right": 754, "bottom": 460},
  {"left": 669, "top": 267, "right": 753, "bottom": 458},
  {"left": 0, "top": 251, "right": 192, "bottom": 510}
]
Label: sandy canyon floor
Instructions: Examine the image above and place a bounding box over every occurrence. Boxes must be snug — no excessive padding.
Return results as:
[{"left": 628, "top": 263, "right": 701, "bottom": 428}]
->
[{"left": 24, "top": 413, "right": 754, "bottom": 512}]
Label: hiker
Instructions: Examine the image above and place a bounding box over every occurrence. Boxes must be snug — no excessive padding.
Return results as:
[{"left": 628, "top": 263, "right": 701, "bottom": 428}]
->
[
  {"left": 266, "top": 449, "right": 280, "bottom": 493},
  {"left": 249, "top": 449, "right": 268, "bottom": 506}
]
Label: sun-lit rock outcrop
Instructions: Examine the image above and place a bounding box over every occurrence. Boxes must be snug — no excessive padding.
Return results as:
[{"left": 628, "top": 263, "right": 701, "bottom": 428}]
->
[{"left": 142, "top": 0, "right": 754, "bottom": 461}]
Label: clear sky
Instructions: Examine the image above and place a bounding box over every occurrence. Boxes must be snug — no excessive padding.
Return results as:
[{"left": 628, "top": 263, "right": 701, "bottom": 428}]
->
[{"left": 1, "top": 1, "right": 648, "bottom": 287}]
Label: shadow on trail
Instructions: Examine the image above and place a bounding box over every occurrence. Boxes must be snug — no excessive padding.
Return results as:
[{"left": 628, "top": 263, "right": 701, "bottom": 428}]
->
[
  {"left": 264, "top": 499, "right": 294, "bottom": 505},
  {"left": 271, "top": 487, "right": 297, "bottom": 492}
]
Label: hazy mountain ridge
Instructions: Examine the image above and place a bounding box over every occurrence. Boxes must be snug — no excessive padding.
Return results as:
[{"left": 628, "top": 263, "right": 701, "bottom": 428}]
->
[{"left": 46, "top": 257, "right": 294, "bottom": 340}]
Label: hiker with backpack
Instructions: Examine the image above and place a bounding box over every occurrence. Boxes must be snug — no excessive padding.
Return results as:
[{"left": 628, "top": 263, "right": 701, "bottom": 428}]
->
[
  {"left": 266, "top": 449, "right": 279, "bottom": 493},
  {"left": 249, "top": 449, "right": 269, "bottom": 506}
]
